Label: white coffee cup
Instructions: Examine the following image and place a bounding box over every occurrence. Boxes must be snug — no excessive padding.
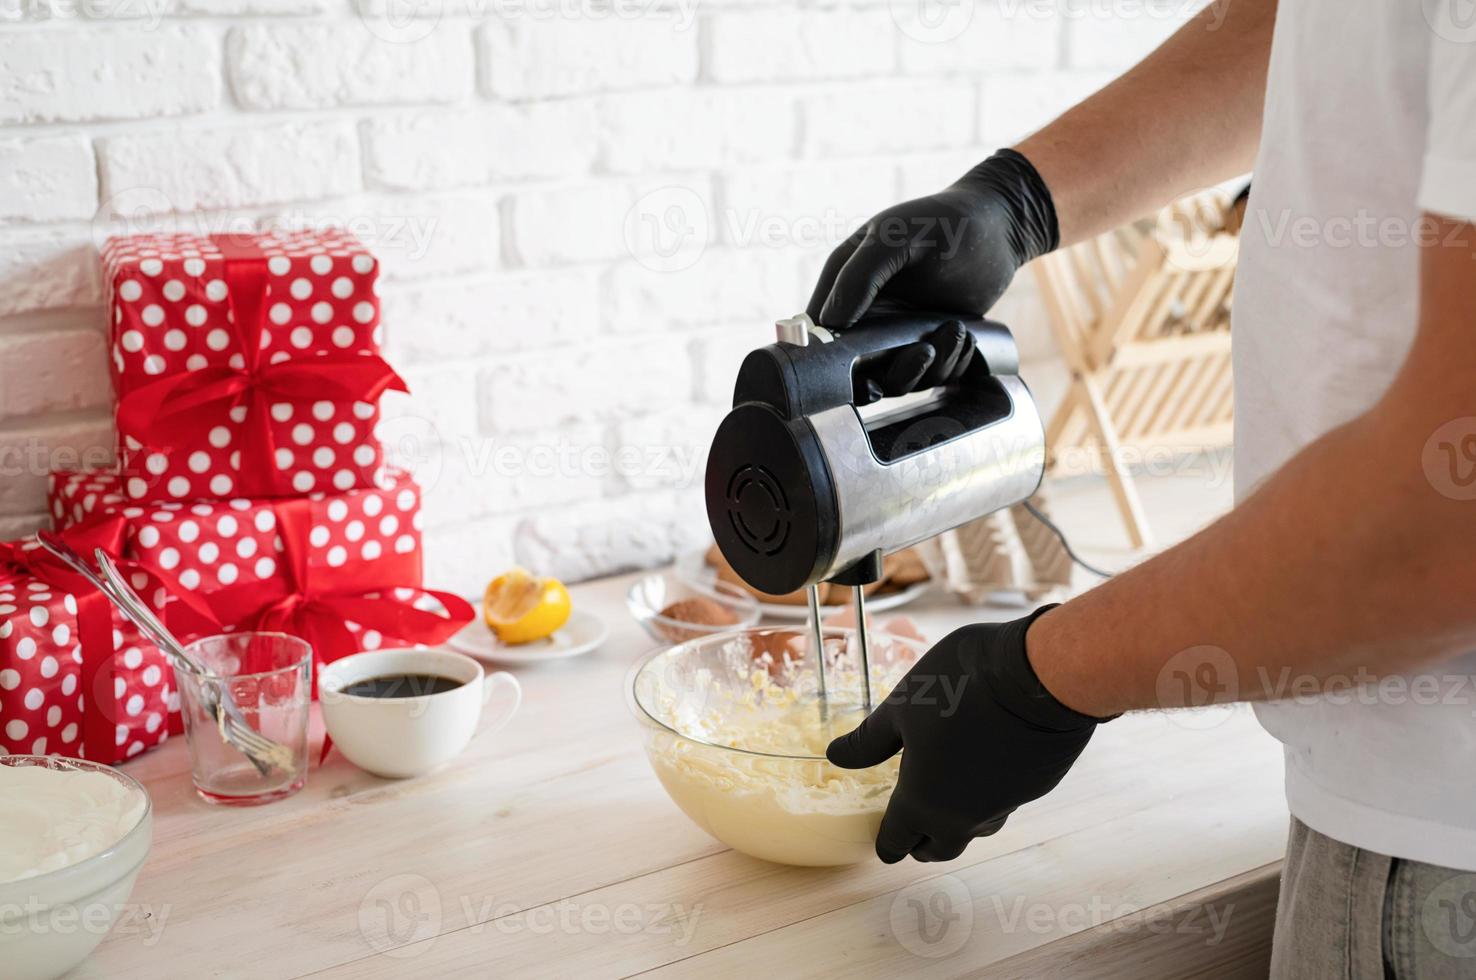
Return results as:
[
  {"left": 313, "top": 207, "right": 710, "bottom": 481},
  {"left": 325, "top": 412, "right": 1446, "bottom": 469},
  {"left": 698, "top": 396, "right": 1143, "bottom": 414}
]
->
[{"left": 319, "top": 648, "right": 522, "bottom": 779}]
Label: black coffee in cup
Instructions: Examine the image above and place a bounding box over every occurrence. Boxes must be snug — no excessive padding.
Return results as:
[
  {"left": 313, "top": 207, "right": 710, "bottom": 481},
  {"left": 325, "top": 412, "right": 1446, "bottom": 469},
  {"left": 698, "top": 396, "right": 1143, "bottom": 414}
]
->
[{"left": 340, "top": 673, "right": 465, "bottom": 699}]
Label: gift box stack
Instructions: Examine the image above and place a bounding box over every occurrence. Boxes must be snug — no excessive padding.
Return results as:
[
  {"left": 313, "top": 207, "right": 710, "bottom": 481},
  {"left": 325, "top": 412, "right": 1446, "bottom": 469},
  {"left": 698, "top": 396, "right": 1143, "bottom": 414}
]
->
[{"left": 0, "top": 230, "right": 473, "bottom": 765}]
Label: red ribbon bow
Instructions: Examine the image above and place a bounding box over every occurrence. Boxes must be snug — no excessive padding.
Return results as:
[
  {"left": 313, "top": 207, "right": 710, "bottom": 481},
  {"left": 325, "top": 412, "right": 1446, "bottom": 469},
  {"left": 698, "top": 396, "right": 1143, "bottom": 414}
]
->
[
  {"left": 113, "top": 235, "right": 407, "bottom": 498},
  {"left": 161, "top": 498, "right": 474, "bottom": 766},
  {"left": 1, "top": 520, "right": 149, "bottom": 762},
  {"left": 167, "top": 497, "right": 473, "bottom": 674}
]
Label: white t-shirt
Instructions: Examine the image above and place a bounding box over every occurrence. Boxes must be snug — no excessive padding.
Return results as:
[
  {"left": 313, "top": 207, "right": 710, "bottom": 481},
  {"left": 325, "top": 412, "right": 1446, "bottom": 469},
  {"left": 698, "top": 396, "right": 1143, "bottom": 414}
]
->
[{"left": 1236, "top": 1, "right": 1476, "bottom": 869}]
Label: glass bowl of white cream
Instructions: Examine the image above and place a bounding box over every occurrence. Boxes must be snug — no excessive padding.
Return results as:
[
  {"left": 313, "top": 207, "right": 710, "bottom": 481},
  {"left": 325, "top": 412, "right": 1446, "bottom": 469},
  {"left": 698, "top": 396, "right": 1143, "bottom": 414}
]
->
[
  {"left": 0, "top": 755, "right": 154, "bottom": 980},
  {"left": 628, "top": 625, "right": 925, "bottom": 866}
]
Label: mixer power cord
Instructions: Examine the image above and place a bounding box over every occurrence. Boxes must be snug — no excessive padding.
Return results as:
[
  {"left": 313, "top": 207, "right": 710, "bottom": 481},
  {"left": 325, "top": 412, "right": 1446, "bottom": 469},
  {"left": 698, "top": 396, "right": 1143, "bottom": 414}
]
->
[{"left": 1022, "top": 499, "right": 1116, "bottom": 579}]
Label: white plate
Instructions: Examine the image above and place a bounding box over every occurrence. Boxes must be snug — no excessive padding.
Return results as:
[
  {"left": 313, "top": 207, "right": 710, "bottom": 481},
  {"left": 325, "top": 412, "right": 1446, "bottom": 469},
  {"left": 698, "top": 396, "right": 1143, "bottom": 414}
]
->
[
  {"left": 674, "top": 549, "right": 931, "bottom": 621},
  {"left": 448, "top": 607, "right": 609, "bottom": 664}
]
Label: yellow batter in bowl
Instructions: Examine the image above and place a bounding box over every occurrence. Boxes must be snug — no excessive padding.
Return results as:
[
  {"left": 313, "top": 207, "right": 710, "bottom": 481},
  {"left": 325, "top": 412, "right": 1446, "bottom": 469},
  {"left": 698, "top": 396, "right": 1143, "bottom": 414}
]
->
[{"left": 629, "top": 626, "right": 924, "bottom": 866}]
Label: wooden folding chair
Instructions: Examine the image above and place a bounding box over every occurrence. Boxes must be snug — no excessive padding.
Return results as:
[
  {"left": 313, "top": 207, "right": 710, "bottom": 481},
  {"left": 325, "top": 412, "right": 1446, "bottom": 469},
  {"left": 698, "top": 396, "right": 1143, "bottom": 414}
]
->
[
  {"left": 1033, "top": 191, "right": 1241, "bottom": 549},
  {"left": 916, "top": 496, "right": 1075, "bottom": 605}
]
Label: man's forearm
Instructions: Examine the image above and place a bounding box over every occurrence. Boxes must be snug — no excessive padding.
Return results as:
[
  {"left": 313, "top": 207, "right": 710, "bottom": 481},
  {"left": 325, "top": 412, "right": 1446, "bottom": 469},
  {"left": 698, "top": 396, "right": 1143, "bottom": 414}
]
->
[
  {"left": 1027, "top": 412, "right": 1465, "bottom": 717},
  {"left": 1016, "top": 0, "right": 1277, "bottom": 246},
  {"left": 1026, "top": 219, "right": 1476, "bottom": 717}
]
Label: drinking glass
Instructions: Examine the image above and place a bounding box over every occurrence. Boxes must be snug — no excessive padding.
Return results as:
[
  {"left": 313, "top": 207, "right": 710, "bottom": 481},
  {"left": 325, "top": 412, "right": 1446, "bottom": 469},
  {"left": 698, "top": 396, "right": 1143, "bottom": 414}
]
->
[{"left": 173, "top": 632, "right": 312, "bottom": 806}]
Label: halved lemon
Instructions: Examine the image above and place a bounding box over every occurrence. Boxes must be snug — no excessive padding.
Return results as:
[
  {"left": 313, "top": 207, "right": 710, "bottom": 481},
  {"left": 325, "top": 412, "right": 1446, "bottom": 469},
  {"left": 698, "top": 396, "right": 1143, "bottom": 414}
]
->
[{"left": 484, "top": 569, "right": 571, "bottom": 645}]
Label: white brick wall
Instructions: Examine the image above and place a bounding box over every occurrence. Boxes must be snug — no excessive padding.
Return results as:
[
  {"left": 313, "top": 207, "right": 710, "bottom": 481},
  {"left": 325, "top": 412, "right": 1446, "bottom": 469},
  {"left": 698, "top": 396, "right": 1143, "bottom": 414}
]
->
[
  {"left": 478, "top": 17, "right": 698, "bottom": 99},
  {"left": 0, "top": 327, "right": 111, "bottom": 422},
  {"left": 362, "top": 102, "right": 599, "bottom": 187},
  {"left": 703, "top": 9, "right": 896, "bottom": 83},
  {"left": 0, "top": 135, "right": 97, "bottom": 222},
  {"left": 227, "top": 24, "right": 475, "bottom": 109},
  {"left": 799, "top": 80, "right": 981, "bottom": 158},
  {"left": 0, "top": 27, "right": 221, "bottom": 123},
  {"left": 99, "top": 120, "right": 363, "bottom": 211},
  {"left": 0, "top": 1, "right": 1194, "bottom": 592}
]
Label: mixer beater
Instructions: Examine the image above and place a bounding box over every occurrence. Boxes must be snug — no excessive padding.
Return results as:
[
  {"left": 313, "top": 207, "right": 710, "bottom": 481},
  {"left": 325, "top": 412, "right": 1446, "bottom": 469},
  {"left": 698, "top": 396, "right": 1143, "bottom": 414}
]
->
[{"left": 705, "top": 310, "right": 1048, "bottom": 720}]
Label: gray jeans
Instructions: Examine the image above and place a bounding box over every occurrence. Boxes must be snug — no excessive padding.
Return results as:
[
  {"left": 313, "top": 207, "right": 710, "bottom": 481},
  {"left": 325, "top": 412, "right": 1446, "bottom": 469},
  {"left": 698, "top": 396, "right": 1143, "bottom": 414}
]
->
[{"left": 1271, "top": 817, "right": 1476, "bottom": 979}]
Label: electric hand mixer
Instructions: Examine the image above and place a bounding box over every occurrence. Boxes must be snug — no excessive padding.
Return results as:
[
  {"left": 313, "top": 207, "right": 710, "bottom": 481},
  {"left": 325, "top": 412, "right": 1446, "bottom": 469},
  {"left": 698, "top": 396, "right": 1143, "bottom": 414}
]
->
[{"left": 704, "top": 310, "right": 1047, "bottom": 712}]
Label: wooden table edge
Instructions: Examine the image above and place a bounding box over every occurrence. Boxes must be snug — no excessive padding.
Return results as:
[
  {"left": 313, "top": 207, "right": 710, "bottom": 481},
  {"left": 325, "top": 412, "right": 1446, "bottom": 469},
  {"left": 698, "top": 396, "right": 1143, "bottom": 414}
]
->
[{"left": 983, "top": 860, "right": 1284, "bottom": 979}]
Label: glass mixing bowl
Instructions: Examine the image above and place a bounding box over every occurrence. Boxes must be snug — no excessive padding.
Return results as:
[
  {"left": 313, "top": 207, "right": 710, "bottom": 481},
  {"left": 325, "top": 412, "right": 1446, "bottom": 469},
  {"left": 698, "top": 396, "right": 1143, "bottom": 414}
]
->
[
  {"left": 0, "top": 755, "right": 154, "bottom": 980},
  {"left": 628, "top": 625, "right": 926, "bottom": 867}
]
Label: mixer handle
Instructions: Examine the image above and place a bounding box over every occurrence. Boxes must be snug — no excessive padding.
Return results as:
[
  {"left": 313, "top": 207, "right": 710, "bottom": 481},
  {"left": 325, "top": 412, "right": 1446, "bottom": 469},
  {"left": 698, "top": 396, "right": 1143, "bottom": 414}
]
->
[
  {"left": 733, "top": 308, "right": 1025, "bottom": 418},
  {"left": 824, "top": 308, "right": 1022, "bottom": 377}
]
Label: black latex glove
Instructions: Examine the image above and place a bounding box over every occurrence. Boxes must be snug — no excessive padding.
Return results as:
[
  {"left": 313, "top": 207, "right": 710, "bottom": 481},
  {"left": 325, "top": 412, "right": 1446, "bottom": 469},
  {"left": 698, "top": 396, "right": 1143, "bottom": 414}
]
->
[
  {"left": 808, "top": 149, "right": 1058, "bottom": 403},
  {"left": 849, "top": 313, "right": 978, "bottom": 406},
  {"left": 826, "top": 607, "right": 1106, "bottom": 863},
  {"left": 808, "top": 149, "right": 1058, "bottom": 329}
]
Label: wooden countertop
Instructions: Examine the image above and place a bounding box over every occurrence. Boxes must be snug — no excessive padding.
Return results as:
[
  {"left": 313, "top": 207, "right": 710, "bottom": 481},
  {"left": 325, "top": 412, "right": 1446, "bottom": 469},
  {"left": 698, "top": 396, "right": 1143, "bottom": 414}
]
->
[{"left": 81, "top": 570, "right": 1288, "bottom": 979}]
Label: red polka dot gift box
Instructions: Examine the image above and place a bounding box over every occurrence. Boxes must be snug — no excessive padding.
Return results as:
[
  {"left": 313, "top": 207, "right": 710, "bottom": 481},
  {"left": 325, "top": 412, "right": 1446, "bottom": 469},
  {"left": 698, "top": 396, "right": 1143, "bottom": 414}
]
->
[
  {"left": 49, "top": 468, "right": 474, "bottom": 672},
  {"left": 0, "top": 521, "right": 180, "bottom": 766},
  {"left": 101, "top": 230, "right": 408, "bottom": 505}
]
